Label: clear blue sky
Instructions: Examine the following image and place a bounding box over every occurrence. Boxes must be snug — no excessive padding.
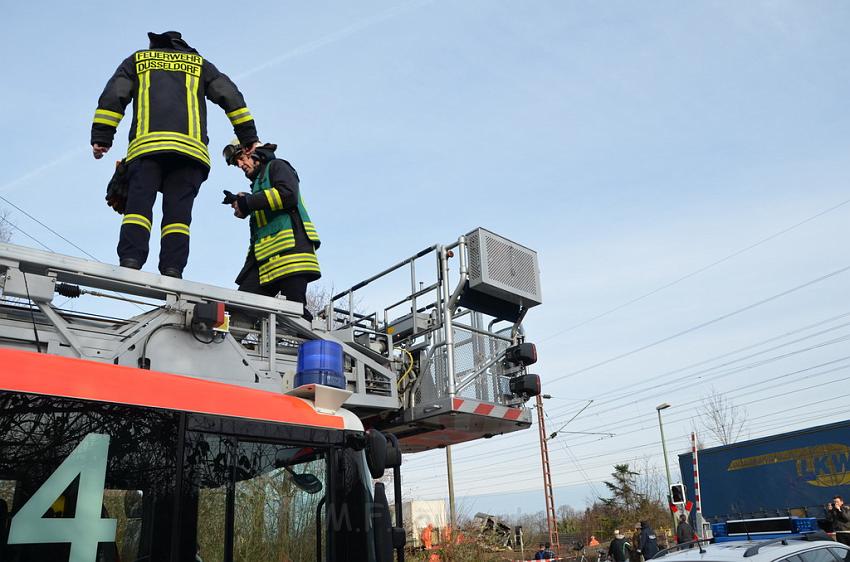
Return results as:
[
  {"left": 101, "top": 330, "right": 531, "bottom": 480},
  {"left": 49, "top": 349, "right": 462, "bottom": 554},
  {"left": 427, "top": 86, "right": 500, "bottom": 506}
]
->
[{"left": 2, "top": 1, "right": 849, "bottom": 516}]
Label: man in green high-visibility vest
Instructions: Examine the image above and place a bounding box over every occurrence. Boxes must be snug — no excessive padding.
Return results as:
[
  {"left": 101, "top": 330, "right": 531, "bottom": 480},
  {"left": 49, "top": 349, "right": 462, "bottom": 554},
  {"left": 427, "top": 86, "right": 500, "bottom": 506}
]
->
[{"left": 222, "top": 140, "right": 320, "bottom": 321}]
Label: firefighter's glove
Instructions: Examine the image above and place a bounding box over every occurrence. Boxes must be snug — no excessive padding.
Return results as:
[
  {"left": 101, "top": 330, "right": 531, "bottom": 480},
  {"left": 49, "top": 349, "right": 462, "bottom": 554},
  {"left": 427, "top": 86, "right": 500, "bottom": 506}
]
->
[
  {"left": 223, "top": 190, "right": 249, "bottom": 219},
  {"left": 105, "top": 159, "right": 129, "bottom": 215},
  {"left": 221, "top": 190, "right": 237, "bottom": 205}
]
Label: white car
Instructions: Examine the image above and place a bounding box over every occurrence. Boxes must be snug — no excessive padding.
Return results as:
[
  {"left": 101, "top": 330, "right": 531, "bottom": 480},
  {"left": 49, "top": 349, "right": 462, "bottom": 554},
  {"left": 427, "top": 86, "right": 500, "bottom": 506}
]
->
[{"left": 654, "top": 534, "right": 850, "bottom": 562}]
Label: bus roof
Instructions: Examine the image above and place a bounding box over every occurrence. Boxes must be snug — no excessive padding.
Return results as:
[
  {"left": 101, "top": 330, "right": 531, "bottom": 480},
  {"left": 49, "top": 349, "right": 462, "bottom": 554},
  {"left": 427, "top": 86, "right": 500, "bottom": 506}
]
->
[{"left": 0, "top": 348, "right": 349, "bottom": 430}]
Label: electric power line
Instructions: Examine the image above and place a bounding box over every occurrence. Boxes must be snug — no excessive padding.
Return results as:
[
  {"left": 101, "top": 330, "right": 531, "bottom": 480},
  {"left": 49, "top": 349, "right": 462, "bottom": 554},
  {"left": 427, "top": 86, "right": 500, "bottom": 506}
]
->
[
  {"left": 404, "top": 329, "right": 850, "bottom": 468},
  {"left": 547, "top": 263, "right": 850, "bottom": 385},
  {"left": 0, "top": 217, "right": 53, "bottom": 252},
  {"left": 560, "top": 346, "right": 850, "bottom": 438},
  {"left": 541, "top": 312, "right": 850, "bottom": 419},
  {"left": 541, "top": 197, "right": 850, "bottom": 343},
  {"left": 0, "top": 194, "right": 100, "bottom": 261},
  {"left": 545, "top": 408, "right": 601, "bottom": 498},
  {"left": 404, "top": 356, "right": 848, "bottom": 476},
  {"left": 409, "top": 397, "right": 850, "bottom": 498}
]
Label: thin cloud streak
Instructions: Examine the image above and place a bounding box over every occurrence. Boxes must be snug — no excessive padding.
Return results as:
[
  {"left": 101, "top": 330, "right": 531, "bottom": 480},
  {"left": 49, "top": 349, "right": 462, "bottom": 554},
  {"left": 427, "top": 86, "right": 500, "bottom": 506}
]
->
[
  {"left": 234, "top": 0, "right": 433, "bottom": 81},
  {"left": 0, "top": 2, "right": 432, "bottom": 194},
  {"left": 0, "top": 148, "right": 81, "bottom": 195}
]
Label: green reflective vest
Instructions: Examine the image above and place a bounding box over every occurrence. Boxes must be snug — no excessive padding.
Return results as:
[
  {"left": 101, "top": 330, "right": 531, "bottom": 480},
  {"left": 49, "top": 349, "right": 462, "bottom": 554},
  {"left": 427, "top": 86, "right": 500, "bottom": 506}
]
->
[{"left": 249, "top": 162, "right": 320, "bottom": 285}]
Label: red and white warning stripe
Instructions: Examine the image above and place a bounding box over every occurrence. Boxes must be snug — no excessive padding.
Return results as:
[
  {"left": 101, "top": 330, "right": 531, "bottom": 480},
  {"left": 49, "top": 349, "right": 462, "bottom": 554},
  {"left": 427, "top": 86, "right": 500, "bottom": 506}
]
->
[
  {"left": 691, "top": 431, "right": 702, "bottom": 515},
  {"left": 452, "top": 398, "right": 529, "bottom": 421}
]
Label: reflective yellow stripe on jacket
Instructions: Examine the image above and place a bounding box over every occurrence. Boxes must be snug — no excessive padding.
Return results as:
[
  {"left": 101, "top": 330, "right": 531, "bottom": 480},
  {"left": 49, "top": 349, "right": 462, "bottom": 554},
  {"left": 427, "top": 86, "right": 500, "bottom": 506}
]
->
[
  {"left": 136, "top": 71, "right": 151, "bottom": 138},
  {"left": 126, "top": 131, "right": 210, "bottom": 165},
  {"left": 263, "top": 188, "right": 284, "bottom": 211},
  {"left": 226, "top": 107, "right": 253, "bottom": 126},
  {"left": 93, "top": 108, "right": 123, "bottom": 128},
  {"left": 254, "top": 229, "right": 295, "bottom": 261},
  {"left": 303, "top": 221, "right": 319, "bottom": 242},
  {"left": 258, "top": 253, "right": 320, "bottom": 284},
  {"left": 185, "top": 74, "right": 200, "bottom": 140}
]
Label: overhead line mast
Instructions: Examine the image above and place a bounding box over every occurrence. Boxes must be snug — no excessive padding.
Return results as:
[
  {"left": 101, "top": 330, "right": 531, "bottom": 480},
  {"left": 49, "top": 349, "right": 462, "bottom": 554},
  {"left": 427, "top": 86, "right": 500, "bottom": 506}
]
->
[{"left": 537, "top": 394, "right": 560, "bottom": 554}]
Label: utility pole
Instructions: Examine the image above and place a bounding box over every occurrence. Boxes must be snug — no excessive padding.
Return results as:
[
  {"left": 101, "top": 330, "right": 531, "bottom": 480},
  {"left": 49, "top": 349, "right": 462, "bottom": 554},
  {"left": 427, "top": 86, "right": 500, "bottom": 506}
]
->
[
  {"left": 536, "top": 394, "right": 560, "bottom": 553},
  {"left": 656, "top": 403, "right": 677, "bottom": 532},
  {"left": 440, "top": 243, "right": 458, "bottom": 534},
  {"left": 446, "top": 445, "right": 456, "bottom": 530}
]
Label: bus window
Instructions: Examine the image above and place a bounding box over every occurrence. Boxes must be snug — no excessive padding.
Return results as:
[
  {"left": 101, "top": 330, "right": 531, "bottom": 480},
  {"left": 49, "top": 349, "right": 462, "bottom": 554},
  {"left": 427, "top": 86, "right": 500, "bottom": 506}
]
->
[
  {"left": 327, "top": 449, "right": 377, "bottom": 562},
  {"left": 184, "top": 432, "right": 229, "bottom": 562},
  {"left": 104, "top": 490, "right": 144, "bottom": 562},
  {"left": 0, "top": 392, "right": 368, "bottom": 561},
  {"left": 183, "top": 431, "right": 328, "bottom": 562},
  {"left": 0, "top": 479, "right": 14, "bottom": 552},
  {"left": 233, "top": 440, "right": 325, "bottom": 562},
  {"left": 0, "top": 393, "right": 180, "bottom": 561}
]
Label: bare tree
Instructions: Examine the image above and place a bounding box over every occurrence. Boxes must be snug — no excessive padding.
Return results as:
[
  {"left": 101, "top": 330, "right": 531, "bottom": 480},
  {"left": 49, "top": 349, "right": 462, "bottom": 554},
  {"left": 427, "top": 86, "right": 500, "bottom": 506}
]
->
[
  {"left": 305, "top": 283, "right": 333, "bottom": 319},
  {"left": 0, "top": 209, "right": 14, "bottom": 243},
  {"left": 697, "top": 388, "right": 747, "bottom": 445},
  {"left": 687, "top": 422, "right": 707, "bottom": 451},
  {"left": 306, "top": 283, "right": 369, "bottom": 327},
  {"left": 632, "top": 456, "right": 666, "bottom": 504}
]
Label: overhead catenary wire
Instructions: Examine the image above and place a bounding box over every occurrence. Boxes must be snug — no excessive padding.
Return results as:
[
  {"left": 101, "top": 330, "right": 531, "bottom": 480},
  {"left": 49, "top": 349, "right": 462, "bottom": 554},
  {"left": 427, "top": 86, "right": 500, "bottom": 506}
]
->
[
  {"left": 0, "top": 194, "right": 100, "bottom": 261},
  {"left": 529, "top": 355, "right": 850, "bottom": 459},
  {"left": 405, "top": 362, "right": 850, "bottom": 485},
  {"left": 553, "top": 336, "right": 850, "bottom": 435},
  {"left": 404, "top": 356, "right": 850, "bottom": 475},
  {"left": 560, "top": 344, "right": 850, "bottom": 437},
  {"left": 409, "top": 394, "right": 850, "bottom": 498},
  {"left": 548, "top": 399, "right": 596, "bottom": 440},
  {"left": 412, "top": 317, "right": 850, "bottom": 466},
  {"left": 540, "top": 196, "right": 850, "bottom": 343},
  {"left": 404, "top": 325, "right": 850, "bottom": 467},
  {"left": 0, "top": 216, "right": 53, "bottom": 252},
  {"left": 411, "top": 417, "right": 843, "bottom": 498},
  {"left": 408, "top": 384, "right": 849, "bottom": 491},
  {"left": 410, "top": 382, "right": 850, "bottom": 488},
  {"left": 0, "top": 198, "right": 151, "bottom": 312},
  {"left": 541, "top": 312, "right": 850, "bottom": 420},
  {"left": 545, "top": 408, "right": 601, "bottom": 498},
  {"left": 544, "top": 311, "right": 850, "bottom": 413},
  {"left": 547, "top": 263, "right": 850, "bottom": 385},
  {"left": 448, "top": 364, "right": 850, "bottom": 476}
]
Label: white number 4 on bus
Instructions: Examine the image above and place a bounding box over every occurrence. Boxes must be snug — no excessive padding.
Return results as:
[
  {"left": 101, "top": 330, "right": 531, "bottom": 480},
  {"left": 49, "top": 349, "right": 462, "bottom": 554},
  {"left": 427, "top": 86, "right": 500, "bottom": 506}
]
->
[{"left": 8, "top": 433, "right": 117, "bottom": 562}]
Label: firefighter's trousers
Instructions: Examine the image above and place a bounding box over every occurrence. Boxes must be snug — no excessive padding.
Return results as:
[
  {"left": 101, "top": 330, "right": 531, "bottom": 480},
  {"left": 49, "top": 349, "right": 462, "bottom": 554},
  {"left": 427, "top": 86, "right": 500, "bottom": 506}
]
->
[
  {"left": 118, "top": 153, "right": 207, "bottom": 275},
  {"left": 237, "top": 256, "right": 314, "bottom": 321}
]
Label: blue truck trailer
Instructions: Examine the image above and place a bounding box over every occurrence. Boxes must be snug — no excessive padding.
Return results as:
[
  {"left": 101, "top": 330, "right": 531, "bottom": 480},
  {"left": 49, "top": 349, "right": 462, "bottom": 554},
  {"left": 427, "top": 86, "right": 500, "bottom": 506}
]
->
[{"left": 678, "top": 419, "right": 850, "bottom": 521}]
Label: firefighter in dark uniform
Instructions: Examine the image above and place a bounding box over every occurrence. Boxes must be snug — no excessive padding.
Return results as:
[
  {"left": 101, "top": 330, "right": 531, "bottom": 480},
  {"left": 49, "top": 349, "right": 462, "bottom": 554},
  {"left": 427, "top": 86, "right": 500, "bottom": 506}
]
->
[
  {"left": 91, "top": 31, "right": 258, "bottom": 278},
  {"left": 222, "top": 140, "right": 320, "bottom": 320}
]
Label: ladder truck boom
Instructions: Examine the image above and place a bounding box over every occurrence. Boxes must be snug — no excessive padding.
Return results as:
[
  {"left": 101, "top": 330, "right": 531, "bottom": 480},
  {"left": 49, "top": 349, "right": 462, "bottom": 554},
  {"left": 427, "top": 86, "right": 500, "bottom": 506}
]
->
[{"left": 0, "top": 227, "right": 543, "bottom": 561}]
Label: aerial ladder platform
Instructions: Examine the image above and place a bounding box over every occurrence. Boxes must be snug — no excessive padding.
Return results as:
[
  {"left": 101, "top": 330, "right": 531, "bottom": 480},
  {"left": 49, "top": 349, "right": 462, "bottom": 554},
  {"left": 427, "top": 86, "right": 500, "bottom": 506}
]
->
[{"left": 0, "top": 227, "right": 543, "bottom": 453}]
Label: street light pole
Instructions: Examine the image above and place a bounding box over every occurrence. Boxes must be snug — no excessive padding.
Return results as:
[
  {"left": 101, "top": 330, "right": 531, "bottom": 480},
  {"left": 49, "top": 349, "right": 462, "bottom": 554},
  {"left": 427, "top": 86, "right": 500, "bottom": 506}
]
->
[{"left": 656, "top": 403, "right": 677, "bottom": 533}]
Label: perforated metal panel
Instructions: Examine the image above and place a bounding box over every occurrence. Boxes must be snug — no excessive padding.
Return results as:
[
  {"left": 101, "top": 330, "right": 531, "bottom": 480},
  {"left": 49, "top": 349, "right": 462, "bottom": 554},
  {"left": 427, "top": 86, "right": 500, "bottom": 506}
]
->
[
  {"left": 467, "top": 233, "right": 482, "bottom": 283},
  {"left": 415, "top": 326, "right": 514, "bottom": 407},
  {"left": 465, "top": 228, "right": 542, "bottom": 307}
]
